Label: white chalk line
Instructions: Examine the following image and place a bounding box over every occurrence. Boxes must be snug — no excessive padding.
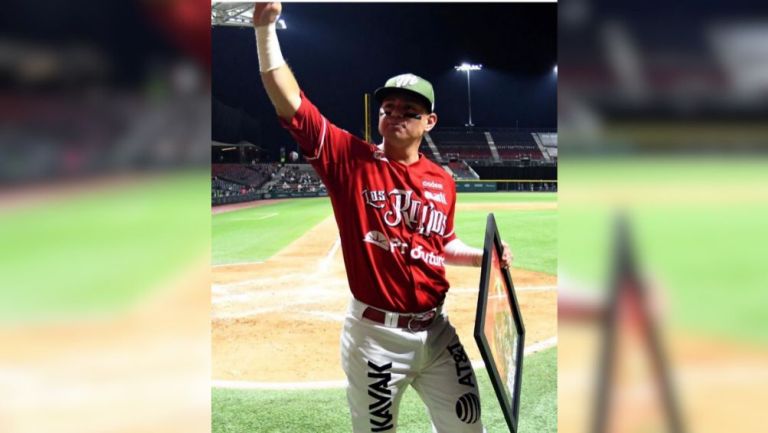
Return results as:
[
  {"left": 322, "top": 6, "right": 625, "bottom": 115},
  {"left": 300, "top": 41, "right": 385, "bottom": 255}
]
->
[
  {"left": 211, "top": 274, "right": 308, "bottom": 291},
  {"left": 212, "top": 287, "right": 550, "bottom": 319},
  {"left": 318, "top": 237, "right": 341, "bottom": 271},
  {"left": 212, "top": 303, "right": 313, "bottom": 318},
  {"left": 449, "top": 285, "right": 557, "bottom": 294},
  {"left": 213, "top": 236, "right": 341, "bottom": 292},
  {"left": 300, "top": 310, "right": 347, "bottom": 322},
  {"left": 212, "top": 283, "right": 556, "bottom": 297},
  {"left": 212, "top": 336, "right": 558, "bottom": 390},
  {"left": 212, "top": 284, "right": 554, "bottom": 319},
  {"left": 212, "top": 261, "right": 264, "bottom": 269},
  {"left": 212, "top": 297, "right": 347, "bottom": 320},
  {"left": 221, "top": 212, "right": 279, "bottom": 222}
]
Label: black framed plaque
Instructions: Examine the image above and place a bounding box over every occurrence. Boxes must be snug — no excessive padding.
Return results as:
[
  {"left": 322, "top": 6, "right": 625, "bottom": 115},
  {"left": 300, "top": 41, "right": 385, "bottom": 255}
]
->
[{"left": 474, "top": 213, "right": 526, "bottom": 433}]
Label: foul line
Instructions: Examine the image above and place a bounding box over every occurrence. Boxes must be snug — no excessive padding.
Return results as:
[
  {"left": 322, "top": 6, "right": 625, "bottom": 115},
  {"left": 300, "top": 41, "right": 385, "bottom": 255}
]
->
[
  {"left": 318, "top": 237, "right": 341, "bottom": 271},
  {"left": 256, "top": 212, "right": 278, "bottom": 220},
  {"left": 212, "top": 261, "right": 264, "bottom": 269},
  {"left": 450, "top": 285, "right": 557, "bottom": 294},
  {"left": 212, "top": 336, "right": 557, "bottom": 390}
]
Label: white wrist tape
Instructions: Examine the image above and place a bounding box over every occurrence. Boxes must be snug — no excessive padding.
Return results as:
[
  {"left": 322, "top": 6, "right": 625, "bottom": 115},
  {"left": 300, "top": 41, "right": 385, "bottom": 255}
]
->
[
  {"left": 255, "top": 23, "right": 286, "bottom": 72},
  {"left": 444, "top": 239, "right": 484, "bottom": 267}
]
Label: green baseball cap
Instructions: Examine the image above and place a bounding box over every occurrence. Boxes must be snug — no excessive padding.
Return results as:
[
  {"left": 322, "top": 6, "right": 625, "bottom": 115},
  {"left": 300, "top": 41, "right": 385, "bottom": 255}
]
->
[{"left": 374, "top": 73, "right": 435, "bottom": 113}]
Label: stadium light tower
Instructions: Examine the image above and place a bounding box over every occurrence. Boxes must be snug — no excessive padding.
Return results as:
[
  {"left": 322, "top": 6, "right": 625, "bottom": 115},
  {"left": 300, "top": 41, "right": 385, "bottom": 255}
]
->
[{"left": 454, "top": 63, "right": 482, "bottom": 127}]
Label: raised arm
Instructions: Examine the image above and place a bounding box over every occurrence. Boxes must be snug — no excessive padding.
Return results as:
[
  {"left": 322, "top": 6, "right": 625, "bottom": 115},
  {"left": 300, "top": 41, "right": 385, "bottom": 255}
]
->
[{"left": 253, "top": 2, "right": 301, "bottom": 120}]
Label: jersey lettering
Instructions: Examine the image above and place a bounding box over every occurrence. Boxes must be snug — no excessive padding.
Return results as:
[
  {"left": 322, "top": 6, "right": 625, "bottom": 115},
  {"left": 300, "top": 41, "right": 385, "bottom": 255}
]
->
[
  {"left": 281, "top": 96, "right": 456, "bottom": 312},
  {"left": 363, "top": 189, "right": 386, "bottom": 209},
  {"left": 378, "top": 189, "right": 446, "bottom": 237}
]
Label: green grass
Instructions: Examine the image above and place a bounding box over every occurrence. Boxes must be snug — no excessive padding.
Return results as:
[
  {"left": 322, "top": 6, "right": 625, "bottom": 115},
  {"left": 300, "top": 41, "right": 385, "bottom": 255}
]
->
[
  {"left": 0, "top": 171, "right": 210, "bottom": 322},
  {"left": 559, "top": 156, "right": 768, "bottom": 186},
  {"left": 212, "top": 347, "right": 556, "bottom": 433},
  {"left": 455, "top": 209, "right": 556, "bottom": 276},
  {"left": 559, "top": 156, "right": 768, "bottom": 343},
  {"left": 212, "top": 198, "right": 332, "bottom": 264},
  {"left": 457, "top": 192, "right": 557, "bottom": 203},
  {"left": 212, "top": 192, "right": 557, "bottom": 432},
  {"left": 635, "top": 205, "right": 768, "bottom": 342},
  {"left": 457, "top": 192, "right": 557, "bottom": 276}
]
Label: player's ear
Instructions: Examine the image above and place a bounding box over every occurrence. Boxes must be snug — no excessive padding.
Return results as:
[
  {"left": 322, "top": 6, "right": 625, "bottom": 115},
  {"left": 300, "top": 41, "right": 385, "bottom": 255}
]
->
[{"left": 424, "top": 113, "right": 438, "bottom": 131}]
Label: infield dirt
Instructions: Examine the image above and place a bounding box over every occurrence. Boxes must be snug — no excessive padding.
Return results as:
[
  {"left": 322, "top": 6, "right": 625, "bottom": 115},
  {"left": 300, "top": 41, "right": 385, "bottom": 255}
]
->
[{"left": 212, "top": 208, "right": 558, "bottom": 383}]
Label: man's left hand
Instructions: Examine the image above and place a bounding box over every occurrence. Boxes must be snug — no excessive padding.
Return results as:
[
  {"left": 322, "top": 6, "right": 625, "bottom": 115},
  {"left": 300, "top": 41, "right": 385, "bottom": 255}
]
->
[{"left": 501, "top": 240, "right": 513, "bottom": 269}]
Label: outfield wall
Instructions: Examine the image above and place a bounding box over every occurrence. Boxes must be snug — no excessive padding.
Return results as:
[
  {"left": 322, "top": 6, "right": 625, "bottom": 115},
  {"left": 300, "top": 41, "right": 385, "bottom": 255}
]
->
[
  {"left": 212, "top": 191, "right": 329, "bottom": 206},
  {"left": 471, "top": 165, "right": 557, "bottom": 180},
  {"left": 212, "top": 180, "right": 556, "bottom": 206},
  {"left": 456, "top": 179, "right": 558, "bottom": 192}
]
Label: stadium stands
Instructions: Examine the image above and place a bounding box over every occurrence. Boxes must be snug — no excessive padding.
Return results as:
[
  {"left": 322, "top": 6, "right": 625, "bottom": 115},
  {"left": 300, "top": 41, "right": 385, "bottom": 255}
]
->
[
  {"left": 445, "top": 161, "right": 479, "bottom": 180},
  {"left": 423, "top": 128, "right": 556, "bottom": 165},
  {"left": 427, "top": 130, "right": 493, "bottom": 163},
  {"left": 211, "top": 163, "right": 278, "bottom": 189},
  {"left": 535, "top": 132, "right": 558, "bottom": 161},
  {"left": 487, "top": 131, "right": 544, "bottom": 161},
  {"left": 211, "top": 128, "right": 556, "bottom": 205},
  {"left": 264, "top": 164, "right": 326, "bottom": 194},
  {"left": 212, "top": 177, "right": 256, "bottom": 198}
]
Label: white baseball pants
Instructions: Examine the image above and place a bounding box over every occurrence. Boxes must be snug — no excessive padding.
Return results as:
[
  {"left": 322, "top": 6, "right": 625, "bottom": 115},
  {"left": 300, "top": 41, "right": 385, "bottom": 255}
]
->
[{"left": 341, "top": 298, "right": 487, "bottom": 433}]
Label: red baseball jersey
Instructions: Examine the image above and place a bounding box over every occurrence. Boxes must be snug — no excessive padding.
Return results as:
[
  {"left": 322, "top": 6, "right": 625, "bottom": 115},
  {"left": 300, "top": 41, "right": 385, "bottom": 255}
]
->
[{"left": 279, "top": 93, "right": 458, "bottom": 313}]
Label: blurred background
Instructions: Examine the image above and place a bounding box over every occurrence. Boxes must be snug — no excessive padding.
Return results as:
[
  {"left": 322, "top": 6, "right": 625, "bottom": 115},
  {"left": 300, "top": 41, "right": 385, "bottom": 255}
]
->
[
  {"left": 558, "top": 0, "right": 768, "bottom": 432},
  {"left": 0, "top": 0, "right": 210, "bottom": 432},
  {"left": 1, "top": 0, "right": 767, "bottom": 432}
]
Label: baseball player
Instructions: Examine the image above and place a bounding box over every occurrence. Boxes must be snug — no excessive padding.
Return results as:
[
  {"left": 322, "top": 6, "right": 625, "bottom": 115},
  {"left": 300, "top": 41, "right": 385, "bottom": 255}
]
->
[{"left": 253, "top": 3, "right": 513, "bottom": 432}]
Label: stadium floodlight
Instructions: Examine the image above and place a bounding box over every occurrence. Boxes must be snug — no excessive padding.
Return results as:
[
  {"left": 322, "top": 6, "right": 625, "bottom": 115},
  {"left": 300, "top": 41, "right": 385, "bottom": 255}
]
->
[
  {"left": 211, "top": 2, "right": 287, "bottom": 29},
  {"left": 455, "top": 63, "right": 483, "bottom": 72},
  {"left": 454, "top": 63, "right": 483, "bottom": 126}
]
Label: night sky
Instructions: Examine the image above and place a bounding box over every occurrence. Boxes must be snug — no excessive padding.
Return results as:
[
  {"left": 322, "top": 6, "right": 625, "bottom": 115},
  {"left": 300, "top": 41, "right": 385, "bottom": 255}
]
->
[{"left": 212, "top": 2, "right": 557, "bottom": 151}]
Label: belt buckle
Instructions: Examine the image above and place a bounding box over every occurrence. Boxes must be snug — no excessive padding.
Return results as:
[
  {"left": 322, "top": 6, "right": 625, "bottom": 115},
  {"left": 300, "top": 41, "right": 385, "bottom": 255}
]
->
[{"left": 407, "top": 310, "right": 436, "bottom": 332}]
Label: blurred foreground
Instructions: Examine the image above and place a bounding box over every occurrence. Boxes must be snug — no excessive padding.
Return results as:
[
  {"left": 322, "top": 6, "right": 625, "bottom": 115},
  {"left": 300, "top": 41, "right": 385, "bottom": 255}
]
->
[
  {"left": 0, "top": 1, "right": 211, "bottom": 432},
  {"left": 559, "top": 1, "right": 768, "bottom": 432}
]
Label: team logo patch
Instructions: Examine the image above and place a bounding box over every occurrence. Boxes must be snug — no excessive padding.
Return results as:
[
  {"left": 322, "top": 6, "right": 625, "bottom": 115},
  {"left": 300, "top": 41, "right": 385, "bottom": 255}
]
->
[
  {"left": 363, "top": 231, "right": 390, "bottom": 251},
  {"left": 424, "top": 191, "right": 447, "bottom": 204},
  {"left": 455, "top": 392, "right": 481, "bottom": 424},
  {"left": 422, "top": 180, "right": 444, "bottom": 190},
  {"left": 393, "top": 74, "right": 419, "bottom": 87}
]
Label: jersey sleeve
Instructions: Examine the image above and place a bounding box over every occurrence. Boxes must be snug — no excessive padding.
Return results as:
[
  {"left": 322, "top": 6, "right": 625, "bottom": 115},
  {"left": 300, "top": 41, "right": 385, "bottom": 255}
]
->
[
  {"left": 278, "top": 92, "right": 358, "bottom": 191},
  {"left": 442, "top": 178, "right": 458, "bottom": 244}
]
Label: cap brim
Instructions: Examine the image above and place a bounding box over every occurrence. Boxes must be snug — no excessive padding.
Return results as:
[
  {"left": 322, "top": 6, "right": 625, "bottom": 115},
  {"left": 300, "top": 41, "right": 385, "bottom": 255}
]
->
[{"left": 373, "top": 87, "right": 433, "bottom": 113}]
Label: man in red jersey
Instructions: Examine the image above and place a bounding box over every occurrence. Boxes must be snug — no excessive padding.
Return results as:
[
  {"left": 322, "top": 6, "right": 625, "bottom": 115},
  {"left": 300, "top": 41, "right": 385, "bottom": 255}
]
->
[{"left": 253, "top": 3, "right": 512, "bottom": 432}]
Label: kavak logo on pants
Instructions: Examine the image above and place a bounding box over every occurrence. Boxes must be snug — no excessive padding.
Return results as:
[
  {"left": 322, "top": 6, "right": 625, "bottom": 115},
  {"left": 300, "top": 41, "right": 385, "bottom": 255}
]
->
[{"left": 367, "top": 361, "right": 394, "bottom": 432}]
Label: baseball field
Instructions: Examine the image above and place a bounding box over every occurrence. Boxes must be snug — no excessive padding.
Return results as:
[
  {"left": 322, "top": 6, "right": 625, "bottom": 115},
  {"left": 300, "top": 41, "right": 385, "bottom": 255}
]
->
[
  {"left": 0, "top": 171, "right": 212, "bottom": 433},
  {"left": 3, "top": 157, "right": 766, "bottom": 433},
  {"left": 557, "top": 157, "right": 768, "bottom": 433},
  {"left": 211, "top": 192, "right": 558, "bottom": 433}
]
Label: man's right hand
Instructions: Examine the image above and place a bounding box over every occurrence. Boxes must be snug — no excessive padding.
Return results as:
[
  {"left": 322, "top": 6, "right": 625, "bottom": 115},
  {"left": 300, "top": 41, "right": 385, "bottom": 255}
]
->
[
  {"left": 253, "top": 1, "right": 300, "bottom": 120},
  {"left": 253, "top": 2, "right": 282, "bottom": 27}
]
